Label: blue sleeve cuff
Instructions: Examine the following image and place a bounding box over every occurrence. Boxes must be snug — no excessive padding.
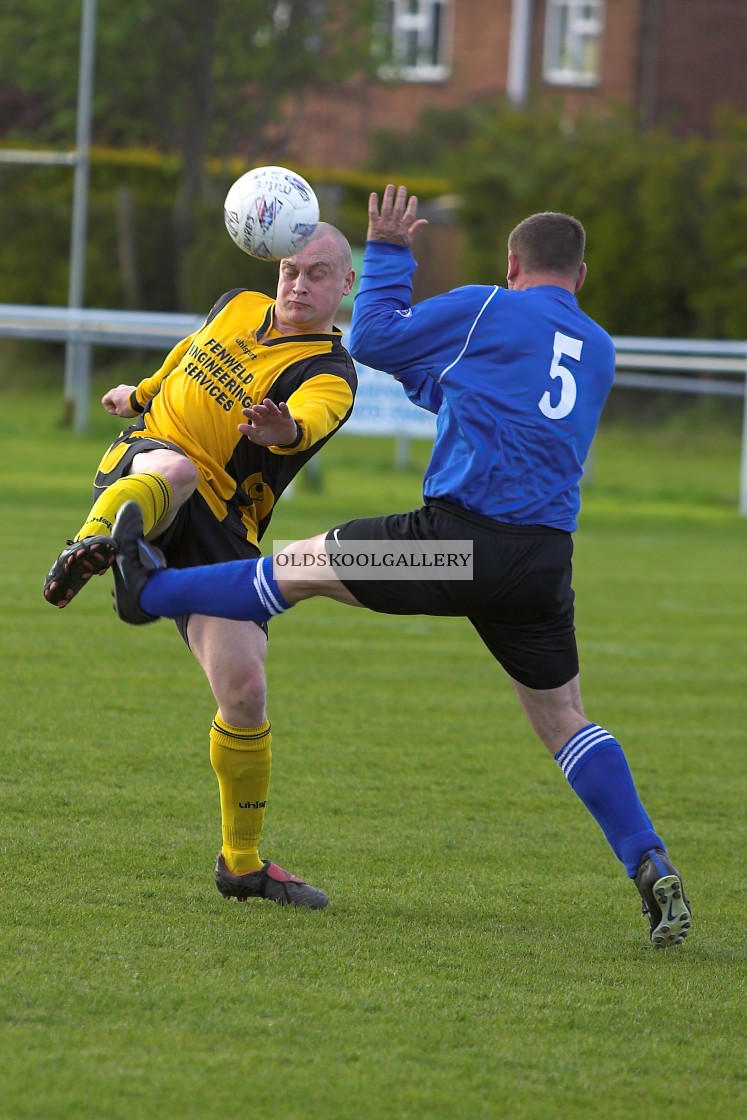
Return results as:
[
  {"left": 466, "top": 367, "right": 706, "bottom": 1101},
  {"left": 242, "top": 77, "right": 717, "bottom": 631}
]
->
[{"left": 365, "top": 240, "right": 413, "bottom": 255}]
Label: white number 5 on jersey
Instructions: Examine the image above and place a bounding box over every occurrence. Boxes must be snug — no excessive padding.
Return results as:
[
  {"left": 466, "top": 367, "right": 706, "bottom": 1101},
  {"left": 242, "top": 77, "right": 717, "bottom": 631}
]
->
[{"left": 539, "top": 331, "right": 583, "bottom": 419}]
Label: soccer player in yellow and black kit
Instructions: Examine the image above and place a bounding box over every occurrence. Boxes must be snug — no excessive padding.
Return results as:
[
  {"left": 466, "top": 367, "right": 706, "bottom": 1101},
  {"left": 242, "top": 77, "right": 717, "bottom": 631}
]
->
[{"left": 43, "top": 222, "right": 357, "bottom": 907}]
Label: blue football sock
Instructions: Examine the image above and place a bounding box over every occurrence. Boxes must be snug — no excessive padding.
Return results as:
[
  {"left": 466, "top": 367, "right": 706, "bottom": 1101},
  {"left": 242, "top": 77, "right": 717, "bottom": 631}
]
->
[
  {"left": 555, "top": 724, "right": 664, "bottom": 877},
  {"left": 140, "top": 556, "right": 290, "bottom": 623}
]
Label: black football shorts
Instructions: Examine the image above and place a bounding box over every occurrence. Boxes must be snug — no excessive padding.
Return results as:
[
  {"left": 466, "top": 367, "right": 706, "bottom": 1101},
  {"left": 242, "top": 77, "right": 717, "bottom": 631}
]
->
[
  {"left": 94, "top": 433, "right": 263, "bottom": 645},
  {"left": 325, "top": 499, "right": 578, "bottom": 690}
]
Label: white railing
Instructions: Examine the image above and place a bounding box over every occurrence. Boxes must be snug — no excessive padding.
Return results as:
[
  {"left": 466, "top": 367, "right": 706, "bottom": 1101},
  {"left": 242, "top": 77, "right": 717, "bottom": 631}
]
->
[{"left": 1, "top": 303, "right": 746, "bottom": 514}]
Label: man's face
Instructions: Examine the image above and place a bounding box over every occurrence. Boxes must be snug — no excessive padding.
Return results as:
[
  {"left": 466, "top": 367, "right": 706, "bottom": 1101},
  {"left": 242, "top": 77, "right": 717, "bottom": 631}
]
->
[{"left": 274, "top": 235, "right": 353, "bottom": 334}]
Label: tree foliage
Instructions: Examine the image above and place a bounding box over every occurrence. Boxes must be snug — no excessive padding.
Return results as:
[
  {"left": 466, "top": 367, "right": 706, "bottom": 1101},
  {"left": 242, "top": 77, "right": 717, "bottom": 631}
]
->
[
  {"left": 2, "top": 8, "right": 746, "bottom": 338},
  {"left": 1, "top": 0, "right": 377, "bottom": 155},
  {"left": 0, "top": 0, "right": 378, "bottom": 304},
  {"left": 373, "top": 100, "right": 747, "bottom": 339}
]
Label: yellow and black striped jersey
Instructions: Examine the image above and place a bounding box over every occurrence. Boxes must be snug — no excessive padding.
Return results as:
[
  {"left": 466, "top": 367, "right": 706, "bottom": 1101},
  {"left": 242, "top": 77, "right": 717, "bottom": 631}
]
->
[{"left": 123, "top": 288, "right": 357, "bottom": 545}]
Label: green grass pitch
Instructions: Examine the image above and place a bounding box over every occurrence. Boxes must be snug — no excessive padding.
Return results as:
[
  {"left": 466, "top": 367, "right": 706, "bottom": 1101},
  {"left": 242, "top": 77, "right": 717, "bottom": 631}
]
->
[{"left": 1, "top": 384, "right": 745, "bottom": 1119}]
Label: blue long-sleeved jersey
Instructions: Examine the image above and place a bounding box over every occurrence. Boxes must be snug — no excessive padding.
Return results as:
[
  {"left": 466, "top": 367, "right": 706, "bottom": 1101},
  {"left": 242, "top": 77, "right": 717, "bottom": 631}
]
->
[{"left": 349, "top": 242, "right": 616, "bottom": 531}]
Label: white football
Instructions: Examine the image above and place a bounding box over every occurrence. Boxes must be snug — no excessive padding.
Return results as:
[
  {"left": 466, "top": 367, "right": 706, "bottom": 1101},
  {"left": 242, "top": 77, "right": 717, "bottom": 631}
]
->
[{"left": 223, "top": 165, "right": 319, "bottom": 261}]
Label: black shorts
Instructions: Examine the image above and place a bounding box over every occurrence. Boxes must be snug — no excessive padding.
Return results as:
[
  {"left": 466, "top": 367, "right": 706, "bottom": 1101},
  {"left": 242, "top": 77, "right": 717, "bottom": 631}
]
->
[
  {"left": 325, "top": 500, "right": 578, "bottom": 690},
  {"left": 94, "top": 434, "right": 263, "bottom": 645},
  {"left": 93, "top": 432, "right": 188, "bottom": 499}
]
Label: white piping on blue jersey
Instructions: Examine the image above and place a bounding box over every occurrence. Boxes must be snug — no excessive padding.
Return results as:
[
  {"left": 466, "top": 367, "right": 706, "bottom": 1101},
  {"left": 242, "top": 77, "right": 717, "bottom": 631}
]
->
[
  {"left": 437, "top": 286, "right": 500, "bottom": 383},
  {"left": 254, "top": 556, "right": 286, "bottom": 616}
]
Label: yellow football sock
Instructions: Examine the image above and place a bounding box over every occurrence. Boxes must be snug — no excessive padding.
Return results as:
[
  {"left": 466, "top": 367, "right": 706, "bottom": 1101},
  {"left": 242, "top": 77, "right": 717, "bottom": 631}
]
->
[
  {"left": 210, "top": 714, "right": 272, "bottom": 875},
  {"left": 75, "top": 472, "right": 172, "bottom": 540}
]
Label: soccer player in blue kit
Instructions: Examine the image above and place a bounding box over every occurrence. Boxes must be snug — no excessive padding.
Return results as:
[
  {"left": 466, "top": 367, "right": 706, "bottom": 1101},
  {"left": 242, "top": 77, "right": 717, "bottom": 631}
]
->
[{"left": 112, "top": 185, "right": 692, "bottom": 946}]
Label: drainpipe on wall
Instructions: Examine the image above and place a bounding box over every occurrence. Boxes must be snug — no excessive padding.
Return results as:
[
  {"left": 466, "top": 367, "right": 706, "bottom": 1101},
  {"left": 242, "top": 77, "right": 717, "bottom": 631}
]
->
[
  {"left": 637, "top": 0, "right": 661, "bottom": 130},
  {"left": 507, "top": 0, "right": 534, "bottom": 106}
]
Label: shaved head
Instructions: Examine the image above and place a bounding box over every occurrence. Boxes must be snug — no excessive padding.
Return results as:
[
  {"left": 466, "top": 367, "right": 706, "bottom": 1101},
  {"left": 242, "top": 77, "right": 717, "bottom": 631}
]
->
[{"left": 300, "top": 222, "right": 353, "bottom": 275}]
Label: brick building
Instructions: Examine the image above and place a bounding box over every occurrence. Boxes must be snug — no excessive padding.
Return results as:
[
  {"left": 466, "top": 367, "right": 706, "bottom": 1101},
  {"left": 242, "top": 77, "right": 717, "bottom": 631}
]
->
[{"left": 284, "top": 0, "right": 747, "bottom": 169}]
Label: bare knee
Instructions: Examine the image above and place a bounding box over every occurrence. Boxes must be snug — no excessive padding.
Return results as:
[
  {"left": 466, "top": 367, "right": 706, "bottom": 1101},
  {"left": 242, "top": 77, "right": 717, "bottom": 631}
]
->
[
  {"left": 167, "top": 455, "right": 199, "bottom": 501},
  {"left": 130, "top": 449, "right": 199, "bottom": 507},
  {"left": 189, "top": 617, "right": 269, "bottom": 728},
  {"left": 153, "top": 455, "right": 199, "bottom": 507},
  {"left": 276, "top": 533, "right": 364, "bottom": 606},
  {"left": 511, "top": 674, "right": 588, "bottom": 756},
  {"left": 211, "top": 654, "right": 267, "bottom": 725}
]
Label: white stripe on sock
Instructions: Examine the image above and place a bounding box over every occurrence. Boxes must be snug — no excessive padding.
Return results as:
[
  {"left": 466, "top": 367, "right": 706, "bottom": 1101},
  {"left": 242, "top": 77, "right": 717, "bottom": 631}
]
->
[
  {"left": 255, "top": 557, "right": 285, "bottom": 616},
  {"left": 557, "top": 724, "right": 602, "bottom": 766},
  {"left": 557, "top": 724, "right": 615, "bottom": 778}
]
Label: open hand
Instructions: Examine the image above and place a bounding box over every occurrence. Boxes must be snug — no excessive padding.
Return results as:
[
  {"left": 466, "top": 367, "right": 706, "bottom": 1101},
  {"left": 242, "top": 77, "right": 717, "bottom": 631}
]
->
[
  {"left": 367, "top": 184, "right": 429, "bottom": 247},
  {"left": 239, "top": 399, "right": 298, "bottom": 447}
]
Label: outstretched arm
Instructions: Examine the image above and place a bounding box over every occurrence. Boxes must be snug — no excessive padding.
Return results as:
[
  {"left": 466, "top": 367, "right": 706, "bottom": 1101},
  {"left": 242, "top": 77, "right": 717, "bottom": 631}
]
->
[{"left": 350, "top": 184, "right": 444, "bottom": 374}]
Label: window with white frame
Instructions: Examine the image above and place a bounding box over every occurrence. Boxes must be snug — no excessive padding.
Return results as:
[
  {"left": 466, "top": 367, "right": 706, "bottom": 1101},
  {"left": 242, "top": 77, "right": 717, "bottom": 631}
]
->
[
  {"left": 377, "top": 0, "right": 452, "bottom": 82},
  {"left": 543, "top": 0, "right": 604, "bottom": 87}
]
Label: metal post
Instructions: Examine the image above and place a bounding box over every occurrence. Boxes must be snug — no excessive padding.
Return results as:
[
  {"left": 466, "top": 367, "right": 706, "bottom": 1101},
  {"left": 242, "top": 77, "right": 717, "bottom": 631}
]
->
[
  {"left": 740, "top": 364, "right": 747, "bottom": 518},
  {"left": 63, "top": 0, "right": 97, "bottom": 432},
  {"left": 395, "top": 432, "right": 410, "bottom": 470}
]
